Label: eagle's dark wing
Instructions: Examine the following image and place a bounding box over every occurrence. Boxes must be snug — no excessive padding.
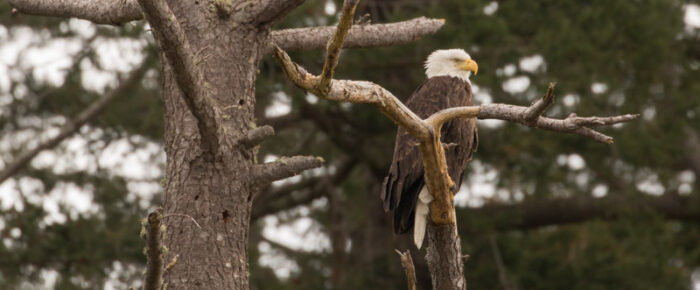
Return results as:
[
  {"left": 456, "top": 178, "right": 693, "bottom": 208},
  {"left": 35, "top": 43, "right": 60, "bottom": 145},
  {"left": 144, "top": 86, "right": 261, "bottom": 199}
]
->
[{"left": 381, "top": 76, "right": 478, "bottom": 235}]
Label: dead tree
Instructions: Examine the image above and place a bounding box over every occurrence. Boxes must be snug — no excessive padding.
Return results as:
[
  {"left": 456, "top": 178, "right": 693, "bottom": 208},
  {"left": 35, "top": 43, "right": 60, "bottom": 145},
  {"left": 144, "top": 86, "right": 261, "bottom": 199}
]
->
[{"left": 273, "top": 1, "right": 637, "bottom": 289}]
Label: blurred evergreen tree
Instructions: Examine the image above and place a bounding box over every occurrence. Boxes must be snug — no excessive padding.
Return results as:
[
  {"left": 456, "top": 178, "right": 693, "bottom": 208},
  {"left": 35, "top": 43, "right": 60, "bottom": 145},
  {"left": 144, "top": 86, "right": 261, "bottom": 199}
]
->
[{"left": 0, "top": 0, "right": 698, "bottom": 289}]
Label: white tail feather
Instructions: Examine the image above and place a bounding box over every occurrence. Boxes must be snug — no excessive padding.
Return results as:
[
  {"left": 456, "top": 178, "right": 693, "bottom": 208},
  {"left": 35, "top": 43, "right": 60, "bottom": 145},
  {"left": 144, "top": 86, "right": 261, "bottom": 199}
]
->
[{"left": 413, "top": 187, "right": 434, "bottom": 249}]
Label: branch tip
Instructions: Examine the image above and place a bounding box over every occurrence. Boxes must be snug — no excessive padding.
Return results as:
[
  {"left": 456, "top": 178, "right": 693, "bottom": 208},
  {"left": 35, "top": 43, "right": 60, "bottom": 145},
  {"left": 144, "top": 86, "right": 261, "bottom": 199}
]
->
[
  {"left": 317, "top": 0, "right": 360, "bottom": 94},
  {"left": 239, "top": 125, "right": 275, "bottom": 148},
  {"left": 252, "top": 155, "right": 325, "bottom": 185}
]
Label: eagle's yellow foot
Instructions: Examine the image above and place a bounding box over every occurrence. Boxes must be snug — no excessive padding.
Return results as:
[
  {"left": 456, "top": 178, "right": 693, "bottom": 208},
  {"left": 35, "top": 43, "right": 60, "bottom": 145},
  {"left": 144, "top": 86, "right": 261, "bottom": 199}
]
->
[{"left": 448, "top": 176, "right": 457, "bottom": 196}]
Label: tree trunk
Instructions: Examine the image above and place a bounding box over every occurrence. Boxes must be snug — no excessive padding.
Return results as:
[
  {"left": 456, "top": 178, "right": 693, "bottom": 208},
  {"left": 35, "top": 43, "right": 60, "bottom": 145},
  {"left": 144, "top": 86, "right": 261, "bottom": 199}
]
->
[
  {"left": 426, "top": 223, "right": 467, "bottom": 290},
  {"left": 158, "top": 1, "right": 267, "bottom": 288}
]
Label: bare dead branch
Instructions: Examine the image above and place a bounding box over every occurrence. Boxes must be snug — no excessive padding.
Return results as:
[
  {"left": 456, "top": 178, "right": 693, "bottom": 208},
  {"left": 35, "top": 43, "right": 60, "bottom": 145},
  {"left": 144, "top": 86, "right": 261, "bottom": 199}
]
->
[
  {"left": 9, "top": 0, "right": 142, "bottom": 25},
  {"left": 522, "top": 82, "right": 555, "bottom": 125},
  {"left": 251, "top": 156, "right": 325, "bottom": 185},
  {"left": 143, "top": 211, "right": 164, "bottom": 290},
  {"left": 395, "top": 249, "right": 418, "bottom": 290},
  {"left": 246, "top": 0, "right": 306, "bottom": 25},
  {"left": 318, "top": 0, "right": 360, "bottom": 94},
  {"left": 477, "top": 105, "right": 639, "bottom": 144},
  {"left": 137, "top": 0, "right": 222, "bottom": 151},
  {"left": 273, "top": 45, "right": 429, "bottom": 139},
  {"left": 0, "top": 54, "right": 153, "bottom": 184},
  {"left": 273, "top": 2, "right": 637, "bottom": 289},
  {"left": 269, "top": 17, "right": 445, "bottom": 54},
  {"left": 238, "top": 125, "right": 275, "bottom": 149}
]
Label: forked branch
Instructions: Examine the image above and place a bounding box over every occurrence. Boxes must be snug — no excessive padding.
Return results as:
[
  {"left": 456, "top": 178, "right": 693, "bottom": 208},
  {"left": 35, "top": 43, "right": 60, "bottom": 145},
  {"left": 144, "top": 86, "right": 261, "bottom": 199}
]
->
[{"left": 273, "top": 0, "right": 638, "bottom": 289}]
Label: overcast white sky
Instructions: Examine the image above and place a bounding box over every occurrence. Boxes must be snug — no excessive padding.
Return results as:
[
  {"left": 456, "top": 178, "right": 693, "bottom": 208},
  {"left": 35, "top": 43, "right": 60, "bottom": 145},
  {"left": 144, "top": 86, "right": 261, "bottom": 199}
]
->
[{"left": 0, "top": 2, "right": 699, "bottom": 289}]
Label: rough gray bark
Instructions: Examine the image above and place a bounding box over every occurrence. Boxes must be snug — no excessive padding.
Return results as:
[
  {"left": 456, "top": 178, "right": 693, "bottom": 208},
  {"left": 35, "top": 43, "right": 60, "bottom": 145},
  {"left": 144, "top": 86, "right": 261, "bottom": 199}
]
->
[
  {"left": 425, "top": 223, "right": 466, "bottom": 290},
  {"left": 8, "top": 0, "right": 448, "bottom": 287},
  {"left": 270, "top": 17, "right": 444, "bottom": 53},
  {"left": 8, "top": 0, "right": 142, "bottom": 25},
  {"left": 143, "top": 211, "right": 165, "bottom": 290}
]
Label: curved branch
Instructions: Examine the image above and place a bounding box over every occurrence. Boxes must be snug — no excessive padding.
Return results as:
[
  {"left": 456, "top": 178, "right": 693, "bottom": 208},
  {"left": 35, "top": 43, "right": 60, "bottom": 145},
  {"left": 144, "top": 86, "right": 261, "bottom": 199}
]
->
[
  {"left": 269, "top": 17, "right": 445, "bottom": 53},
  {"left": 9, "top": 0, "right": 142, "bottom": 25}
]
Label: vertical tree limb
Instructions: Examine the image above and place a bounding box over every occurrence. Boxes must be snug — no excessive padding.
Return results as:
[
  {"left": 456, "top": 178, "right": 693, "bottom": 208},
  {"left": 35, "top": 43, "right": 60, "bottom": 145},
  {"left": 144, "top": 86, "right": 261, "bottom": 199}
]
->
[
  {"left": 395, "top": 249, "right": 418, "bottom": 290},
  {"left": 137, "top": 0, "right": 222, "bottom": 151},
  {"left": 142, "top": 211, "right": 165, "bottom": 290},
  {"left": 318, "top": 0, "right": 359, "bottom": 94}
]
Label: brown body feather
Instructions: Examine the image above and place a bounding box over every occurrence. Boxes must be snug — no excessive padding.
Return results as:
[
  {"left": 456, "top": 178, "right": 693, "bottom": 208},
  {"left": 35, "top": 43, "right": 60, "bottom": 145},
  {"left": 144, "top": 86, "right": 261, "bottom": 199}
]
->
[{"left": 381, "top": 76, "right": 478, "bottom": 235}]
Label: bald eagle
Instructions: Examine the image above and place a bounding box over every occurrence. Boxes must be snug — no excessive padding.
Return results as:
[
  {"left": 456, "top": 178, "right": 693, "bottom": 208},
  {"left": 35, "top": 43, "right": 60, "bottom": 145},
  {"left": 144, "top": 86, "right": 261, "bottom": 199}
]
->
[{"left": 381, "top": 49, "right": 479, "bottom": 248}]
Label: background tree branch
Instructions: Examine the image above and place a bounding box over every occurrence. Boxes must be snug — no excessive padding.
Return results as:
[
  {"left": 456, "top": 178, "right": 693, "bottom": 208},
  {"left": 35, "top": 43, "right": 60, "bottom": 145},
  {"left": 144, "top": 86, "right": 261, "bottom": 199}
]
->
[
  {"left": 9, "top": 0, "right": 142, "bottom": 25},
  {"left": 0, "top": 54, "right": 154, "bottom": 184},
  {"left": 252, "top": 158, "right": 357, "bottom": 219},
  {"left": 458, "top": 192, "right": 700, "bottom": 233}
]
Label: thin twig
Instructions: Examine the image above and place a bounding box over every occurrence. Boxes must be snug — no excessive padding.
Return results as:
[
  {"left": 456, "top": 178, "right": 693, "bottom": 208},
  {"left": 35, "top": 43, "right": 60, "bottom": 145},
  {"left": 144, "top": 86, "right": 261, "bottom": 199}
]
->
[
  {"left": 162, "top": 213, "right": 202, "bottom": 229},
  {"left": 522, "top": 82, "right": 556, "bottom": 124}
]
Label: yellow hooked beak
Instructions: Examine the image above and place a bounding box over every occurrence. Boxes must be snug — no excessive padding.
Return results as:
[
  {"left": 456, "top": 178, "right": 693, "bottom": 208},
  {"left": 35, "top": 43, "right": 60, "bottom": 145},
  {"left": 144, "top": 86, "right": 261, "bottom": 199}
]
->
[{"left": 458, "top": 59, "right": 478, "bottom": 75}]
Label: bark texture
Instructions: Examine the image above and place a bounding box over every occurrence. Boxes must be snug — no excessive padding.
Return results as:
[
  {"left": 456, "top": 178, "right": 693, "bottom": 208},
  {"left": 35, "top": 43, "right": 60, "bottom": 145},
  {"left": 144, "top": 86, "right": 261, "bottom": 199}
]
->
[
  {"left": 8, "top": 0, "right": 142, "bottom": 25},
  {"left": 270, "top": 17, "right": 445, "bottom": 53},
  {"left": 425, "top": 223, "right": 466, "bottom": 290},
  {"left": 154, "top": 1, "right": 269, "bottom": 288}
]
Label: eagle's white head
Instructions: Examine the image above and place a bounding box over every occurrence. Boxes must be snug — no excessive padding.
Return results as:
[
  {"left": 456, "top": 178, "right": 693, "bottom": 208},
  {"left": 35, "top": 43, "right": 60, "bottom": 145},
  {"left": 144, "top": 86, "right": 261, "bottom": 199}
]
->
[{"left": 424, "top": 49, "right": 478, "bottom": 84}]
